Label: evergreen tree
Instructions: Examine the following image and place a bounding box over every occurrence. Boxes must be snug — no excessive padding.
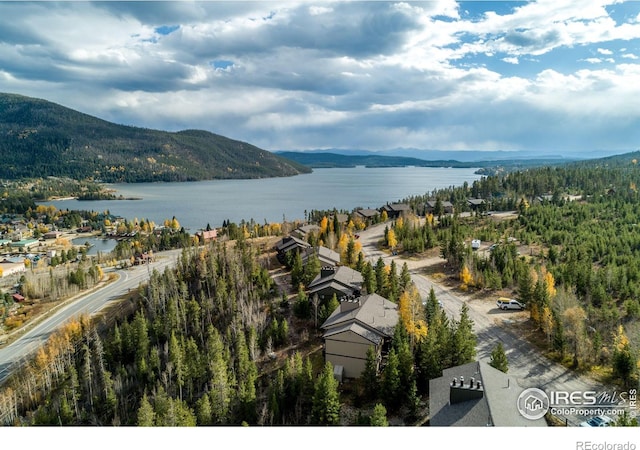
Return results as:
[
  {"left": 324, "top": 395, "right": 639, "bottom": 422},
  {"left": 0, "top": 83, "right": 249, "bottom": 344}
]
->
[
  {"left": 382, "top": 349, "right": 402, "bottom": 412},
  {"left": 361, "top": 346, "right": 379, "bottom": 401},
  {"left": 450, "top": 303, "right": 477, "bottom": 366},
  {"left": 137, "top": 393, "right": 155, "bottom": 426},
  {"left": 311, "top": 362, "right": 341, "bottom": 425},
  {"left": 369, "top": 403, "right": 389, "bottom": 426},
  {"left": 489, "top": 342, "right": 509, "bottom": 373}
]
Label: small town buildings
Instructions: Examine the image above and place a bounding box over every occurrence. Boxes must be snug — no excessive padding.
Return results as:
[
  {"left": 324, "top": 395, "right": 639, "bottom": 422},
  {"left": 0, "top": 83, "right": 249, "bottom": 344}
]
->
[
  {"left": 308, "top": 266, "right": 363, "bottom": 301},
  {"left": 42, "top": 231, "right": 63, "bottom": 240},
  {"left": 9, "top": 239, "right": 40, "bottom": 251},
  {"left": 380, "top": 203, "right": 411, "bottom": 219},
  {"left": 429, "top": 360, "right": 548, "bottom": 427},
  {"left": 320, "top": 293, "right": 399, "bottom": 380}
]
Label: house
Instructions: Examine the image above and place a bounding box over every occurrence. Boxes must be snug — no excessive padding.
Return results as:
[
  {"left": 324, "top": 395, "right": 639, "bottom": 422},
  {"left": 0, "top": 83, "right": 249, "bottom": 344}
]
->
[
  {"left": 380, "top": 203, "right": 411, "bottom": 219},
  {"left": 134, "top": 252, "right": 153, "bottom": 265},
  {"left": 196, "top": 229, "right": 217, "bottom": 242},
  {"left": 425, "top": 200, "right": 454, "bottom": 215},
  {"left": 320, "top": 293, "right": 399, "bottom": 379},
  {"left": 12, "top": 293, "right": 25, "bottom": 303},
  {"left": 355, "top": 209, "right": 380, "bottom": 223},
  {"left": 329, "top": 213, "right": 349, "bottom": 225},
  {"left": 291, "top": 224, "right": 320, "bottom": 240},
  {"left": 467, "top": 198, "right": 487, "bottom": 211},
  {"left": 43, "top": 231, "right": 62, "bottom": 240},
  {"left": 275, "top": 235, "right": 312, "bottom": 264},
  {"left": 308, "top": 266, "right": 363, "bottom": 301},
  {"left": 429, "top": 360, "right": 548, "bottom": 427},
  {"left": 301, "top": 245, "right": 341, "bottom": 267}
]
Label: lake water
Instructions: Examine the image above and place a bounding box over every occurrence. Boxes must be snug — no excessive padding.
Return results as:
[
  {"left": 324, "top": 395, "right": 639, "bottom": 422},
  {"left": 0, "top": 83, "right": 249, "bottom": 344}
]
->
[
  {"left": 43, "top": 167, "right": 482, "bottom": 232},
  {"left": 71, "top": 236, "right": 118, "bottom": 256}
]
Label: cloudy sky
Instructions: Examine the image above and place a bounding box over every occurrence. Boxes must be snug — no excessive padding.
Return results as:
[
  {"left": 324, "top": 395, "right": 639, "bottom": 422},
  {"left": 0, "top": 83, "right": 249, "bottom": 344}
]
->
[{"left": 1, "top": 1, "right": 639, "bottom": 155}]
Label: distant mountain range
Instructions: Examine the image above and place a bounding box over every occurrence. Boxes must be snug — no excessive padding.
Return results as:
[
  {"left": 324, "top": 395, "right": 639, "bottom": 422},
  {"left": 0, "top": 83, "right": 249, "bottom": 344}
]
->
[
  {"left": 276, "top": 147, "right": 628, "bottom": 163},
  {"left": 275, "top": 150, "right": 587, "bottom": 172},
  {"left": 0, "top": 93, "right": 310, "bottom": 182}
]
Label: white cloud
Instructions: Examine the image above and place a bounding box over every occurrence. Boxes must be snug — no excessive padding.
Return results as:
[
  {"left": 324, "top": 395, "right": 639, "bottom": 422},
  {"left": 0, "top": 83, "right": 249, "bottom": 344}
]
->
[{"left": 0, "top": 0, "right": 639, "bottom": 153}]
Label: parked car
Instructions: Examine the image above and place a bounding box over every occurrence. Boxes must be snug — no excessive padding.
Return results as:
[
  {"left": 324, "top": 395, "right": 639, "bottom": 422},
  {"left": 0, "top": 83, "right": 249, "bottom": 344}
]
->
[
  {"left": 496, "top": 298, "right": 525, "bottom": 310},
  {"left": 579, "top": 415, "right": 613, "bottom": 427}
]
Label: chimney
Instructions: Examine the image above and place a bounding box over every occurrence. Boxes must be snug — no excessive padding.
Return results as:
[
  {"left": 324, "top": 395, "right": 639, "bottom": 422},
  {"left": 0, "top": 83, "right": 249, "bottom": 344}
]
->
[
  {"left": 340, "top": 296, "right": 360, "bottom": 313},
  {"left": 450, "top": 374, "right": 484, "bottom": 404},
  {"left": 321, "top": 266, "right": 336, "bottom": 278}
]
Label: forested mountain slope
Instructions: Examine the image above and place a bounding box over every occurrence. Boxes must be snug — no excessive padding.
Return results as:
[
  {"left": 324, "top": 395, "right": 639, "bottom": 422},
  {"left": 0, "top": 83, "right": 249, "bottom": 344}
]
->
[{"left": 0, "top": 93, "right": 310, "bottom": 182}]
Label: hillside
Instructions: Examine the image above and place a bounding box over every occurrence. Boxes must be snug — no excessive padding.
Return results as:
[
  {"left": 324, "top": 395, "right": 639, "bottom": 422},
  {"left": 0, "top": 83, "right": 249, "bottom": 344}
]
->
[{"left": 0, "top": 93, "right": 311, "bottom": 182}]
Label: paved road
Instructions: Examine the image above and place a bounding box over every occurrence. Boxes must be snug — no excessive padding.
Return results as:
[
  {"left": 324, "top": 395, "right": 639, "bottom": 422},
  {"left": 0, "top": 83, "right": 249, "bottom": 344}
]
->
[
  {"left": 0, "top": 249, "right": 182, "bottom": 386},
  {"left": 357, "top": 222, "right": 619, "bottom": 426}
]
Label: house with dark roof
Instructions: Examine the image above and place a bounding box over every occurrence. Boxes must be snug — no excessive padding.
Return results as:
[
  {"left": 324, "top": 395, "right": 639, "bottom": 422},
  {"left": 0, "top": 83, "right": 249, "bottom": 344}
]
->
[
  {"left": 429, "top": 361, "right": 548, "bottom": 427},
  {"left": 308, "top": 266, "right": 363, "bottom": 300},
  {"left": 467, "top": 198, "right": 487, "bottom": 211},
  {"left": 380, "top": 203, "right": 411, "bottom": 218},
  {"left": 355, "top": 209, "right": 380, "bottom": 223},
  {"left": 275, "top": 235, "right": 312, "bottom": 264},
  {"left": 291, "top": 224, "right": 321, "bottom": 240},
  {"left": 301, "top": 246, "right": 341, "bottom": 268},
  {"left": 320, "top": 293, "right": 399, "bottom": 379},
  {"left": 425, "top": 200, "right": 454, "bottom": 215}
]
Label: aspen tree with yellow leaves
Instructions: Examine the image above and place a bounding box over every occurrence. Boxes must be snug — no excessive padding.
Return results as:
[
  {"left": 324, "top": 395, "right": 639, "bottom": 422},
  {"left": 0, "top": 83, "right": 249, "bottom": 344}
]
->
[{"left": 398, "top": 284, "right": 428, "bottom": 346}]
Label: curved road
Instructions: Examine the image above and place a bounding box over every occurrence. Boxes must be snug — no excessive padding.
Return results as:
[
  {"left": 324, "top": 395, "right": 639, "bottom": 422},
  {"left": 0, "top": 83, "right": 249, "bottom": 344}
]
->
[
  {"left": 357, "top": 222, "right": 620, "bottom": 426},
  {"left": 0, "top": 249, "right": 182, "bottom": 386}
]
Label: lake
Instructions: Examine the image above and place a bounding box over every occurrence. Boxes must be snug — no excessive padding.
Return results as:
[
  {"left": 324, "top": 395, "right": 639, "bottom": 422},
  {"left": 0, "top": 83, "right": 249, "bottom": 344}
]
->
[{"left": 43, "top": 167, "right": 482, "bottom": 232}]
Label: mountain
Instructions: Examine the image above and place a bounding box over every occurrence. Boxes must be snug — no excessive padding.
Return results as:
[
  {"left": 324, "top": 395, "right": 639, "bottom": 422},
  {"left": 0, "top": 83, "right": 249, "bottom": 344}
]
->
[
  {"left": 278, "top": 147, "right": 627, "bottom": 162},
  {"left": 276, "top": 151, "right": 474, "bottom": 168},
  {"left": 0, "top": 93, "right": 311, "bottom": 182},
  {"left": 275, "top": 150, "right": 582, "bottom": 171}
]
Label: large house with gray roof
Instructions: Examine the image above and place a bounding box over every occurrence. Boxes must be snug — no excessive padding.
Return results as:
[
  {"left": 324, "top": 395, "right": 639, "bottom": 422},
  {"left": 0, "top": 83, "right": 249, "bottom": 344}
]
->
[
  {"left": 307, "top": 265, "right": 363, "bottom": 301},
  {"left": 429, "top": 360, "right": 547, "bottom": 427},
  {"left": 320, "top": 293, "right": 398, "bottom": 380}
]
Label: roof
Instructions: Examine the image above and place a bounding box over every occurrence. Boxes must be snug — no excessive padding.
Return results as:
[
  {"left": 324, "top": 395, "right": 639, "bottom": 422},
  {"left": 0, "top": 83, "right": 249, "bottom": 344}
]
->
[
  {"left": 321, "top": 293, "right": 398, "bottom": 339},
  {"left": 426, "top": 200, "right": 454, "bottom": 208},
  {"left": 275, "top": 235, "right": 311, "bottom": 253},
  {"left": 381, "top": 203, "right": 411, "bottom": 212},
  {"left": 197, "top": 230, "right": 217, "bottom": 240},
  {"left": 294, "top": 224, "right": 320, "bottom": 236},
  {"left": 356, "top": 209, "right": 380, "bottom": 218},
  {"left": 322, "top": 321, "right": 384, "bottom": 346},
  {"left": 308, "top": 266, "right": 363, "bottom": 295},
  {"left": 429, "top": 361, "right": 547, "bottom": 427},
  {"left": 302, "top": 246, "right": 341, "bottom": 266},
  {"left": 467, "top": 198, "right": 487, "bottom": 206}
]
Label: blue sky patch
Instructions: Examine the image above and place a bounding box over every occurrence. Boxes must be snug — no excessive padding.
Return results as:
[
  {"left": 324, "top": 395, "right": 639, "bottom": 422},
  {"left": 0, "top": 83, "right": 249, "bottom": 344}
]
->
[{"left": 155, "top": 25, "right": 179, "bottom": 36}]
